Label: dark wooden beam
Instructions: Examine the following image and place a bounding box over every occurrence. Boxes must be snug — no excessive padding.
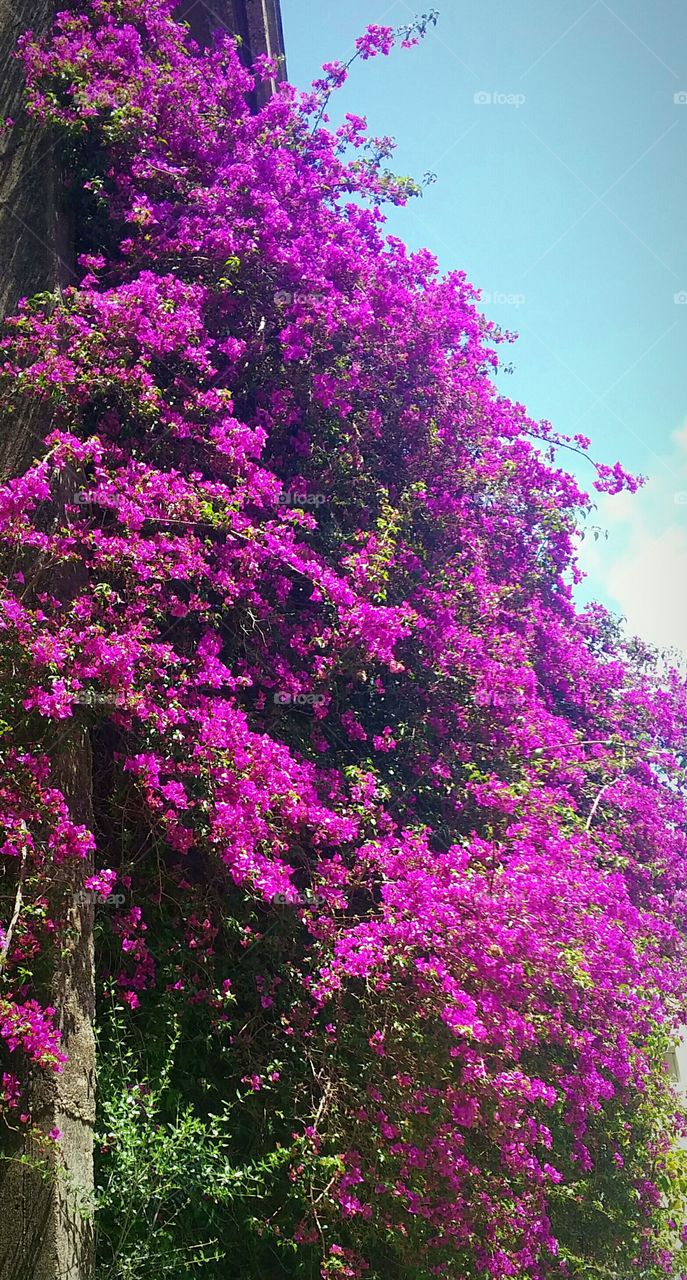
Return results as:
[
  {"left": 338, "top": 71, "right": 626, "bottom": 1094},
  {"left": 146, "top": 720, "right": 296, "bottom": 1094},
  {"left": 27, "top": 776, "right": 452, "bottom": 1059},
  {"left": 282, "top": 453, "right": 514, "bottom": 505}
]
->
[{"left": 179, "top": 0, "right": 287, "bottom": 103}]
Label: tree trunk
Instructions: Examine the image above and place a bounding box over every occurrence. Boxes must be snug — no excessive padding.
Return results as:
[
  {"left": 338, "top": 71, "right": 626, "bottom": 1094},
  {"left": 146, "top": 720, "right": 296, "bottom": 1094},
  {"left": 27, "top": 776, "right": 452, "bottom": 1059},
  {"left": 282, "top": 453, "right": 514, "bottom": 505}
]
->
[
  {"left": 0, "top": 3, "right": 96, "bottom": 1278},
  {"left": 0, "top": 742, "right": 96, "bottom": 1280}
]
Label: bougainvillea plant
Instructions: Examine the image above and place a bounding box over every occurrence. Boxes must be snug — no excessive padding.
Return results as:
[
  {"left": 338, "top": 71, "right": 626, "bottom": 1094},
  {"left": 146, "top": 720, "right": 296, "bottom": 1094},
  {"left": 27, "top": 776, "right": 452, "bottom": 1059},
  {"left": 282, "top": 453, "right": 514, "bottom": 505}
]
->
[{"left": 1, "top": 3, "right": 687, "bottom": 1276}]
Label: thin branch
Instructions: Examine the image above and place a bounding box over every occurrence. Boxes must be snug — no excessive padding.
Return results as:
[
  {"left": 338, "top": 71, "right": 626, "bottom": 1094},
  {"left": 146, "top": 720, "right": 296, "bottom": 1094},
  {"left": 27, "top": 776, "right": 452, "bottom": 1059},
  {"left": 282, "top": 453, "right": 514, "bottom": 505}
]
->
[
  {"left": 585, "top": 781, "right": 615, "bottom": 833},
  {"left": 585, "top": 745, "right": 628, "bottom": 832},
  {"left": 0, "top": 839, "right": 28, "bottom": 972}
]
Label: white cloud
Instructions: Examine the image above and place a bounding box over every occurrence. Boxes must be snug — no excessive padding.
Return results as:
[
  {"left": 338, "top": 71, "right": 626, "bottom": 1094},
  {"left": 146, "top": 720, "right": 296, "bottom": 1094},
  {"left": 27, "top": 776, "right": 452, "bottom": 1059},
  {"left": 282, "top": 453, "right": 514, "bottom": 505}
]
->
[{"left": 576, "top": 420, "right": 687, "bottom": 657}]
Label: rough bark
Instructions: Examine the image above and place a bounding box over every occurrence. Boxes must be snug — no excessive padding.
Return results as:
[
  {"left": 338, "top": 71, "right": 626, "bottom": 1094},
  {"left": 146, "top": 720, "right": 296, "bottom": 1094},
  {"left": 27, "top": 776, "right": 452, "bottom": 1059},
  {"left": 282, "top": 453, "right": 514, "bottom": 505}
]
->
[
  {"left": 0, "top": 741, "right": 96, "bottom": 1280},
  {"left": 0, "top": 3, "right": 96, "bottom": 1278}
]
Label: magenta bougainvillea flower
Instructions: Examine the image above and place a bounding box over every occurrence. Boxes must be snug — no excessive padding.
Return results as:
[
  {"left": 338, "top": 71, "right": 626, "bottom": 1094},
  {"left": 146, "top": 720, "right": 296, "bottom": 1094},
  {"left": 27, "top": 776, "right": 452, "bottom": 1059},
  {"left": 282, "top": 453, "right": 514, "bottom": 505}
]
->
[{"left": 0, "top": 3, "right": 686, "bottom": 1275}]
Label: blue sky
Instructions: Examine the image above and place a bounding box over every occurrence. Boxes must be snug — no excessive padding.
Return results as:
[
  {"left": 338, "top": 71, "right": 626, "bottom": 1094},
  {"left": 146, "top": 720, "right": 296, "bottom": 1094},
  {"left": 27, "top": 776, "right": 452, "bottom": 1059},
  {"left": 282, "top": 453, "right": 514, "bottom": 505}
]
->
[{"left": 280, "top": 0, "right": 687, "bottom": 654}]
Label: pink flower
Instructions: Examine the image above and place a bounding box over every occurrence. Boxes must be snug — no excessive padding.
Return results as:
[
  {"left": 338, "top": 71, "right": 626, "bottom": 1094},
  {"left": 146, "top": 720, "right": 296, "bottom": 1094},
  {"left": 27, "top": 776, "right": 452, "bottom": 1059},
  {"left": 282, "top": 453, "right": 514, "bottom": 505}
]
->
[{"left": 355, "top": 25, "right": 395, "bottom": 60}]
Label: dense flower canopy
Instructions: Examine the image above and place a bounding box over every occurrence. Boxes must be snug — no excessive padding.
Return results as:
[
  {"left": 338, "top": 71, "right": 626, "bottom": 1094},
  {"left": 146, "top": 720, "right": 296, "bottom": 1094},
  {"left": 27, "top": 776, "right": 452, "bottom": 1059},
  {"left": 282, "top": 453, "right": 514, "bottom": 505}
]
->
[{"left": 1, "top": 3, "right": 687, "bottom": 1277}]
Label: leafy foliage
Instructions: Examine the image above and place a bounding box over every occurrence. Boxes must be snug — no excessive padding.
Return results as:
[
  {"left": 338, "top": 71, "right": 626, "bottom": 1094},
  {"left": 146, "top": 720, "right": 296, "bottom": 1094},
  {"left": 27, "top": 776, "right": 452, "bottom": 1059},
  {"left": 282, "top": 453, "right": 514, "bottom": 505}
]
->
[{"left": 0, "top": 3, "right": 686, "bottom": 1276}]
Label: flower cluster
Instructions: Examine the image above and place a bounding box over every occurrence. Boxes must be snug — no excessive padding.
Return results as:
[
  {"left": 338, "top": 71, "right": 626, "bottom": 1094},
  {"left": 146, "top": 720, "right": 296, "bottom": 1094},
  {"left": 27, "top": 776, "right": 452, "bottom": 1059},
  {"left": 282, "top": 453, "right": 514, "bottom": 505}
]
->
[{"left": 0, "top": 3, "right": 686, "bottom": 1276}]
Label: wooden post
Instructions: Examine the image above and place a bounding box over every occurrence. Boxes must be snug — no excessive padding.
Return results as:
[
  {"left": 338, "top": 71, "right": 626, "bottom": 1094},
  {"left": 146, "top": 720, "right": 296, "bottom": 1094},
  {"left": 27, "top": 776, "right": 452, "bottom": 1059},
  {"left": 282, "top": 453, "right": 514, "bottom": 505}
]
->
[{"left": 180, "top": 0, "right": 287, "bottom": 101}]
